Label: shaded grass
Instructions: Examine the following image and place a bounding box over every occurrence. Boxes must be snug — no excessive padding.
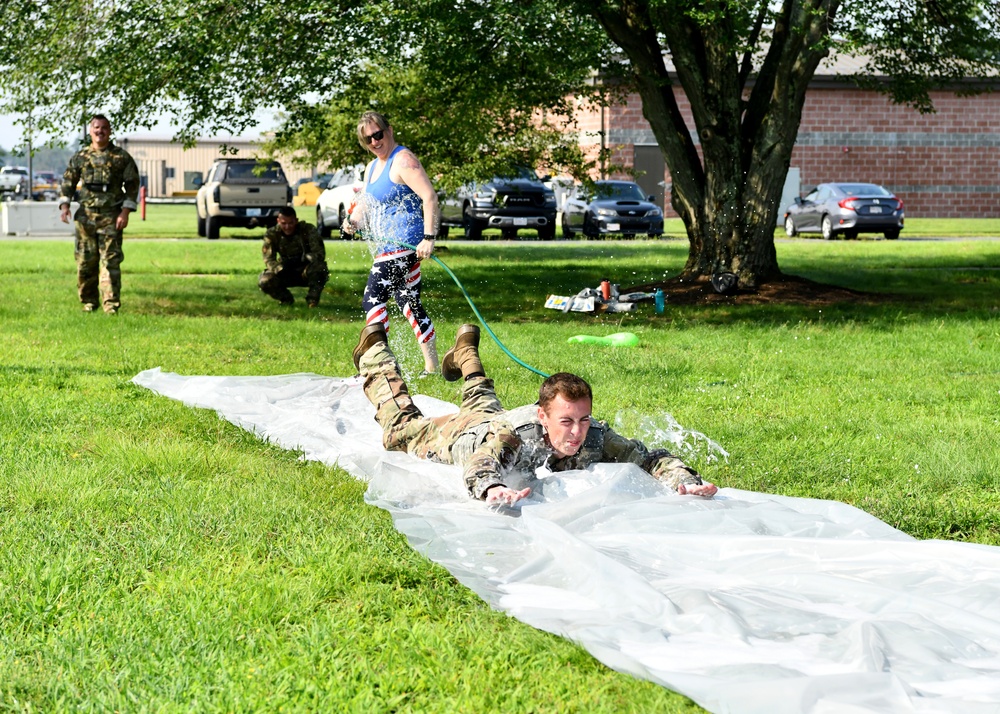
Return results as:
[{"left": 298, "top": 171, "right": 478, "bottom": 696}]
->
[{"left": 1, "top": 237, "right": 998, "bottom": 710}]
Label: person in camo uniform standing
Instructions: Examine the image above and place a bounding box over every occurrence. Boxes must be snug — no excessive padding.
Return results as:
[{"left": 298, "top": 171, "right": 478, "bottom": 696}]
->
[
  {"left": 352, "top": 322, "right": 719, "bottom": 507},
  {"left": 59, "top": 114, "right": 140, "bottom": 315},
  {"left": 258, "top": 206, "right": 330, "bottom": 307}
]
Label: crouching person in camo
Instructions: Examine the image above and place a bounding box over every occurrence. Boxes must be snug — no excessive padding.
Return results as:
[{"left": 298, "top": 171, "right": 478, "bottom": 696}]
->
[
  {"left": 353, "top": 322, "right": 718, "bottom": 506},
  {"left": 259, "top": 207, "right": 330, "bottom": 307}
]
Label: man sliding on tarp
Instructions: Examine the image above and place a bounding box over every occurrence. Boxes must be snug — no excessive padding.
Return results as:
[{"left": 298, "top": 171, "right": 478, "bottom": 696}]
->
[{"left": 353, "top": 323, "right": 719, "bottom": 506}]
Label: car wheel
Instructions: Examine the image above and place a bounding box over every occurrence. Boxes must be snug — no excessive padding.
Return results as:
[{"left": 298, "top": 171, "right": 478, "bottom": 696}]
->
[
  {"left": 884, "top": 229, "right": 900, "bottom": 240},
  {"left": 784, "top": 216, "right": 797, "bottom": 237},
  {"left": 538, "top": 224, "right": 555, "bottom": 241},
  {"left": 206, "top": 215, "right": 220, "bottom": 240},
  {"left": 582, "top": 216, "right": 599, "bottom": 239},
  {"left": 463, "top": 206, "right": 484, "bottom": 240},
  {"left": 197, "top": 213, "right": 206, "bottom": 238},
  {"left": 561, "top": 215, "right": 575, "bottom": 239},
  {"left": 317, "top": 207, "right": 331, "bottom": 238},
  {"left": 821, "top": 215, "right": 835, "bottom": 240},
  {"left": 436, "top": 223, "right": 449, "bottom": 240}
]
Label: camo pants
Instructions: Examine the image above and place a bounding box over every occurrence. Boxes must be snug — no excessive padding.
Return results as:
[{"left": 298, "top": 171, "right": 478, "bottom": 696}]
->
[
  {"left": 75, "top": 211, "right": 123, "bottom": 312},
  {"left": 258, "top": 259, "right": 329, "bottom": 304},
  {"left": 360, "top": 342, "right": 521, "bottom": 498}
]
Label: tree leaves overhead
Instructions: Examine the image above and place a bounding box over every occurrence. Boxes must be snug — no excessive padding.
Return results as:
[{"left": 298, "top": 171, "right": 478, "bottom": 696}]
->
[
  {"left": 2, "top": 0, "right": 997, "bottom": 283},
  {"left": 266, "top": 0, "right": 621, "bottom": 187},
  {"left": 0, "top": 0, "right": 616, "bottom": 185},
  {"left": 838, "top": 0, "right": 1000, "bottom": 112}
]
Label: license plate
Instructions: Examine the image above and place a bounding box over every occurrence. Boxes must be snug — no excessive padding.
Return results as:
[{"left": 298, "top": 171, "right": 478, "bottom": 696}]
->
[
  {"left": 247, "top": 208, "right": 262, "bottom": 217},
  {"left": 868, "top": 206, "right": 882, "bottom": 214},
  {"left": 514, "top": 217, "right": 527, "bottom": 226},
  {"left": 607, "top": 223, "right": 620, "bottom": 231}
]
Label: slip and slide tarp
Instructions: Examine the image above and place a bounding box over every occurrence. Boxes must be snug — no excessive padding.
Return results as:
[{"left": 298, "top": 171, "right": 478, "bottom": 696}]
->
[{"left": 132, "top": 368, "right": 1000, "bottom": 714}]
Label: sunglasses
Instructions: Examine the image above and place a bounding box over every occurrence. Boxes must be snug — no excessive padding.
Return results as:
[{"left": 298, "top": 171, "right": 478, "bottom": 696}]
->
[{"left": 364, "top": 129, "right": 385, "bottom": 145}]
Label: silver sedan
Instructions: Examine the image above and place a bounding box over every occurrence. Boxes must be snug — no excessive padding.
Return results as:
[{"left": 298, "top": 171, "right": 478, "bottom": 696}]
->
[{"left": 783, "top": 182, "right": 904, "bottom": 240}]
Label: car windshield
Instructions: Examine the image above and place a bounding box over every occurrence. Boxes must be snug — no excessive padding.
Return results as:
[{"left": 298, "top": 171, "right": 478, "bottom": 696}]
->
[
  {"left": 594, "top": 182, "right": 646, "bottom": 201},
  {"left": 225, "top": 163, "right": 285, "bottom": 181},
  {"left": 495, "top": 166, "right": 541, "bottom": 181},
  {"left": 836, "top": 183, "right": 891, "bottom": 197},
  {"left": 326, "top": 166, "right": 362, "bottom": 187}
]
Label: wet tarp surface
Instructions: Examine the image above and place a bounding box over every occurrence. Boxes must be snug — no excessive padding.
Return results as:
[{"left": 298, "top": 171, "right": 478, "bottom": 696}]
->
[{"left": 132, "top": 368, "right": 1000, "bottom": 714}]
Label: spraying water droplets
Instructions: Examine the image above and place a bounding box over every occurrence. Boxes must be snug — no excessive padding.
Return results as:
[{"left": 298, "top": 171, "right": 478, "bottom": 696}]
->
[{"left": 614, "top": 412, "right": 729, "bottom": 466}]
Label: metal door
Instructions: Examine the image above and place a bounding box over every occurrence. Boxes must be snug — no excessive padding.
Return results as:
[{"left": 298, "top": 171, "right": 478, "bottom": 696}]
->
[{"left": 633, "top": 145, "right": 665, "bottom": 209}]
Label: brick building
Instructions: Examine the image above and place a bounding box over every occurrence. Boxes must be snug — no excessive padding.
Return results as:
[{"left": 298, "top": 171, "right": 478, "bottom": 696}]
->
[{"left": 573, "top": 60, "right": 1000, "bottom": 218}]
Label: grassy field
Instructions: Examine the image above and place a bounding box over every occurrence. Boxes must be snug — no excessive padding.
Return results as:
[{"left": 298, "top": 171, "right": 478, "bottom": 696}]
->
[
  {"left": 130, "top": 203, "right": 1000, "bottom": 240},
  {"left": 2, "top": 235, "right": 999, "bottom": 711}
]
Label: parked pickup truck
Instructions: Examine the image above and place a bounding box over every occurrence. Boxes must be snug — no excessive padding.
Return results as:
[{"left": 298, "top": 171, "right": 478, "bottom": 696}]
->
[
  {"left": 439, "top": 167, "right": 557, "bottom": 240},
  {"left": 0, "top": 166, "right": 30, "bottom": 198},
  {"left": 194, "top": 159, "right": 292, "bottom": 239}
]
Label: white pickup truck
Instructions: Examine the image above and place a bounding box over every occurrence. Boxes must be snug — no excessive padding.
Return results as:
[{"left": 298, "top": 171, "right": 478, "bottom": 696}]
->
[{"left": 0, "top": 166, "right": 30, "bottom": 198}]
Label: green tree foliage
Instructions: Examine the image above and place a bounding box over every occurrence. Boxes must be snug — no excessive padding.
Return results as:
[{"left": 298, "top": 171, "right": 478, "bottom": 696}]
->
[
  {"left": 0, "top": 0, "right": 617, "bottom": 189},
  {"left": 1, "top": 0, "right": 996, "bottom": 284}
]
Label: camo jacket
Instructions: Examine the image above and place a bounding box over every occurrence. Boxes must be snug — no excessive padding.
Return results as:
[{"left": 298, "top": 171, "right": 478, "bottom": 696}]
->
[
  {"left": 59, "top": 142, "right": 140, "bottom": 214},
  {"left": 262, "top": 221, "right": 326, "bottom": 272},
  {"left": 468, "top": 404, "right": 700, "bottom": 496}
]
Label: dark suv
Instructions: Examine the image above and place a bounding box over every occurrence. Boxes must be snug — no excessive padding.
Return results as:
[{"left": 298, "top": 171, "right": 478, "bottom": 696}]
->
[{"left": 440, "top": 167, "right": 557, "bottom": 240}]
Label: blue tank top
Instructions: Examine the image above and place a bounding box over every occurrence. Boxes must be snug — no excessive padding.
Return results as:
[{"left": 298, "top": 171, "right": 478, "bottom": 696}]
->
[{"left": 364, "top": 145, "right": 424, "bottom": 258}]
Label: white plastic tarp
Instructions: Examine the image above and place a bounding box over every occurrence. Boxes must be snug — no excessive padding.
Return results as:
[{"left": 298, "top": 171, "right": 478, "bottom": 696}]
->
[{"left": 131, "top": 368, "right": 1000, "bottom": 714}]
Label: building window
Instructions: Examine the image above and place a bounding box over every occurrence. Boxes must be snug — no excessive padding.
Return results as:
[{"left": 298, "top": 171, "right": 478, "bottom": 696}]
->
[{"left": 165, "top": 167, "right": 175, "bottom": 179}]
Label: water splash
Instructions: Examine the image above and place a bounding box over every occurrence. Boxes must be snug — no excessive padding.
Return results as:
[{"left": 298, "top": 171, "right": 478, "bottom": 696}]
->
[
  {"left": 352, "top": 188, "right": 421, "bottom": 258},
  {"left": 613, "top": 412, "right": 729, "bottom": 467},
  {"left": 350, "top": 192, "right": 389, "bottom": 258}
]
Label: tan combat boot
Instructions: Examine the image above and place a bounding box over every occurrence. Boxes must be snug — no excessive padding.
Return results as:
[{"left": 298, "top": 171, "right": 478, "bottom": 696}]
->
[
  {"left": 353, "top": 323, "right": 388, "bottom": 371},
  {"left": 441, "top": 324, "right": 483, "bottom": 382}
]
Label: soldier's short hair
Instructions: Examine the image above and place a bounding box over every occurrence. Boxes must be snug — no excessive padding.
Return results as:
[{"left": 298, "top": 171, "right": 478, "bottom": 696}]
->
[
  {"left": 357, "top": 111, "right": 391, "bottom": 150},
  {"left": 539, "top": 372, "right": 592, "bottom": 411},
  {"left": 277, "top": 206, "right": 297, "bottom": 219},
  {"left": 90, "top": 113, "right": 111, "bottom": 127}
]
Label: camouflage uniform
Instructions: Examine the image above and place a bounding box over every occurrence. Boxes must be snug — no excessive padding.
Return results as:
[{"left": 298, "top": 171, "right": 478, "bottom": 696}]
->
[
  {"left": 59, "top": 142, "right": 140, "bottom": 313},
  {"left": 258, "top": 221, "right": 330, "bottom": 305},
  {"left": 360, "top": 343, "right": 702, "bottom": 499}
]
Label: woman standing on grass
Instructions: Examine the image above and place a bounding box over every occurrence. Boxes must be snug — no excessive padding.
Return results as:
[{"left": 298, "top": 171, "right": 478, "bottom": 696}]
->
[{"left": 344, "top": 111, "right": 441, "bottom": 375}]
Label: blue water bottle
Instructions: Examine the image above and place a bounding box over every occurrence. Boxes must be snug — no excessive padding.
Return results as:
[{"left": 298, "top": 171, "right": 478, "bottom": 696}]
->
[{"left": 654, "top": 288, "right": 665, "bottom": 314}]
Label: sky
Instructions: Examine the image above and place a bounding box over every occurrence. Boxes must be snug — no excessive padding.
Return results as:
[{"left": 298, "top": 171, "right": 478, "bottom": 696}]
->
[
  {"left": 0, "top": 110, "right": 279, "bottom": 152},
  {"left": 0, "top": 114, "right": 34, "bottom": 151}
]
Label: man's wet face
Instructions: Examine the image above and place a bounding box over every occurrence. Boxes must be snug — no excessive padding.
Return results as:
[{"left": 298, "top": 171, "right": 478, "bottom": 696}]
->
[{"left": 537, "top": 395, "right": 591, "bottom": 457}]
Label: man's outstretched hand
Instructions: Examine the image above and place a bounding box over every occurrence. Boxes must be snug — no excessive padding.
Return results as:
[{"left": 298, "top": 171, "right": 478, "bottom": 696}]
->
[
  {"left": 485, "top": 486, "right": 532, "bottom": 507},
  {"left": 677, "top": 480, "right": 718, "bottom": 497}
]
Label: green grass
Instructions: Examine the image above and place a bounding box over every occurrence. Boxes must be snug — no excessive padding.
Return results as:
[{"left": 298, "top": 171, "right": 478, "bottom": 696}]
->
[
  {"left": 2, "top": 236, "right": 999, "bottom": 711},
  {"left": 129, "top": 204, "right": 1000, "bottom": 240}
]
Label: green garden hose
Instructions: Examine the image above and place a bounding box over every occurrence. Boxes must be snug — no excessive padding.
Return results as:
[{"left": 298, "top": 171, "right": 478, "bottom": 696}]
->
[{"left": 394, "top": 240, "right": 550, "bottom": 379}]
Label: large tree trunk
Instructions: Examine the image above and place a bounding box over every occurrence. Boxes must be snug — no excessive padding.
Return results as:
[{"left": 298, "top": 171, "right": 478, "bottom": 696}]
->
[{"left": 589, "top": 0, "right": 837, "bottom": 288}]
